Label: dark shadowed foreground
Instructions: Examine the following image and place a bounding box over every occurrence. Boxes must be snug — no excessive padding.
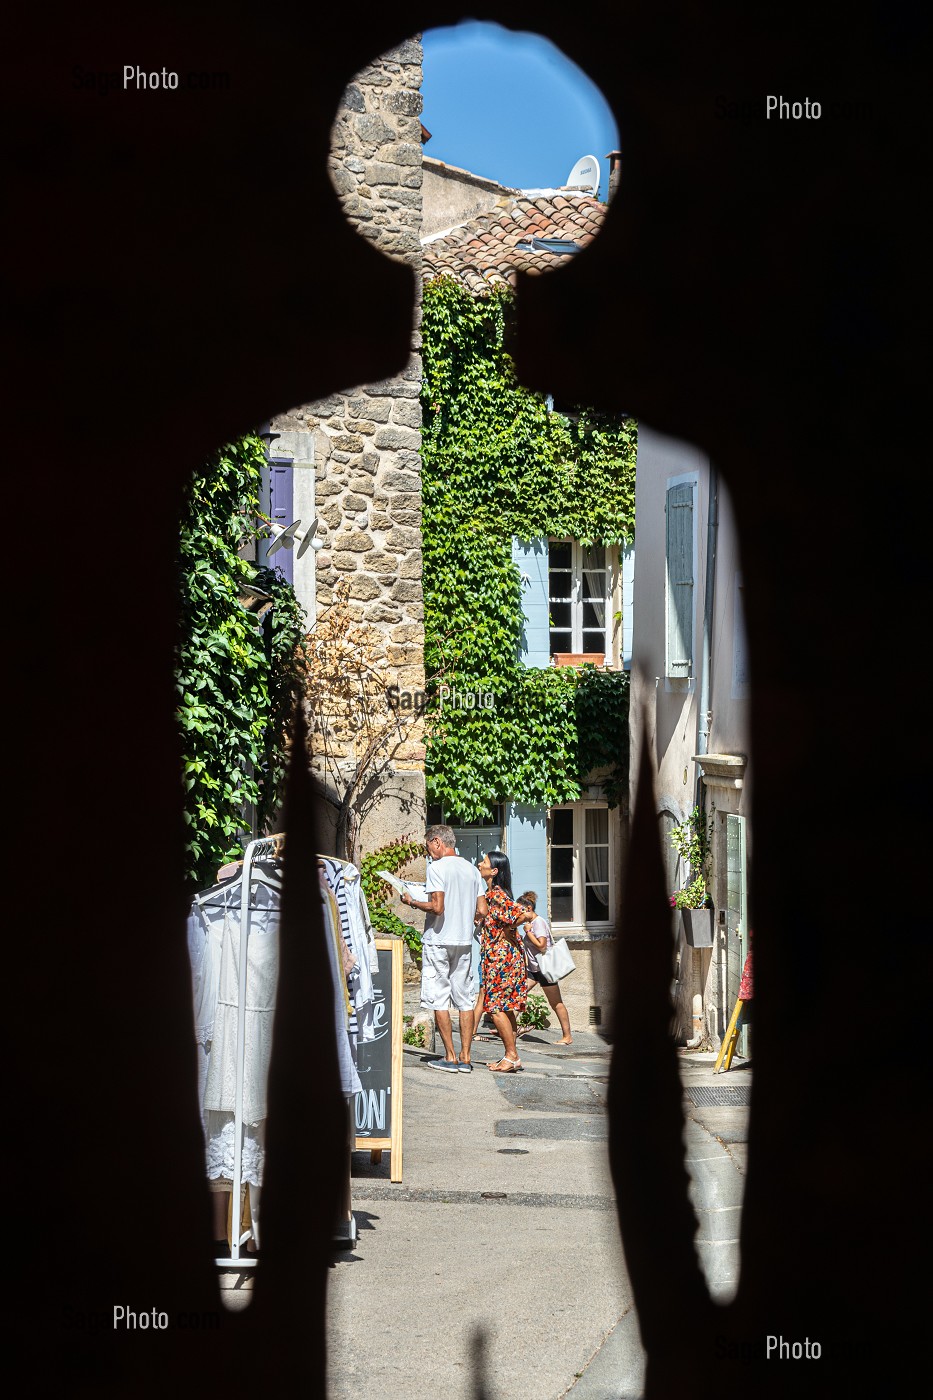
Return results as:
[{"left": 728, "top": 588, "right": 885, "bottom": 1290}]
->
[{"left": 6, "top": 3, "right": 923, "bottom": 1395}]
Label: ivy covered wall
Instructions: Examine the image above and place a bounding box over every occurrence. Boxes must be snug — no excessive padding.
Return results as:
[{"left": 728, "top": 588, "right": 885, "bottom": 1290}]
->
[
  {"left": 420, "top": 277, "right": 636, "bottom": 821},
  {"left": 175, "top": 435, "right": 306, "bottom": 889}
]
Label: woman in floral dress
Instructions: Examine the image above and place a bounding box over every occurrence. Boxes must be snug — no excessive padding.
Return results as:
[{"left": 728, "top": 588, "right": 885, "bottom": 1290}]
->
[{"left": 477, "top": 851, "right": 535, "bottom": 1073}]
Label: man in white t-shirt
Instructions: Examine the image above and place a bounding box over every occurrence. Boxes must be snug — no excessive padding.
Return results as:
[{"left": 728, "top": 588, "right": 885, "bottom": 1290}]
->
[{"left": 402, "top": 824, "right": 487, "bottom": 1073}]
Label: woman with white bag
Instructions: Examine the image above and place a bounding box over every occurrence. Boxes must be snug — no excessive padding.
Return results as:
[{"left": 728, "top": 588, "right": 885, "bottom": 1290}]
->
[{"left": 517, "top": 891, "right": 573, "bottom": 1044}]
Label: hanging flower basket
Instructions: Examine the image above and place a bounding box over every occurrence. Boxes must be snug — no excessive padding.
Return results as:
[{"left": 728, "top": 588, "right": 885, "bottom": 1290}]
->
[{"left": 681, "top": 907, "right": 714, "bottom": 948}]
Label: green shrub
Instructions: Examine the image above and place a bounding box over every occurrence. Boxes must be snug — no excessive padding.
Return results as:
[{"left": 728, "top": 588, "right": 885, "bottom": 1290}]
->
[
  {"left": 519, "top": 993, "right": 551, "bottom": 1030},
  {"left": 360, "top": 838, "right": 425, "bottom": 958}
]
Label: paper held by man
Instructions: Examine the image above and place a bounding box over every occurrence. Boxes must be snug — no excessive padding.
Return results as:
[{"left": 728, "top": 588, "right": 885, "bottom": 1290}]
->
[{"left": 376, "top": 870, "right": 428, "bottom": 902}]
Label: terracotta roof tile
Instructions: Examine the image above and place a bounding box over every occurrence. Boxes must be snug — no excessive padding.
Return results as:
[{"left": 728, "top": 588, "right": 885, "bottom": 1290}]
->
[{"left": 422, "top": 192, "right": 606, "bottom": 291}]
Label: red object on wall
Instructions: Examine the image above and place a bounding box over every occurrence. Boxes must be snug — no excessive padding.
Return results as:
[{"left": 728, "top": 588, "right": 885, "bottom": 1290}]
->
[{"left": 739, "top": 943, "right": 754, "bottom": 1002}]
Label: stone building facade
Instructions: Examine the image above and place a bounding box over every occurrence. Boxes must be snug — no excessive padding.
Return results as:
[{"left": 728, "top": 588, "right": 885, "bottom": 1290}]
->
[{"left": 269, "top": 37, "right": 426, "bottom": 858}]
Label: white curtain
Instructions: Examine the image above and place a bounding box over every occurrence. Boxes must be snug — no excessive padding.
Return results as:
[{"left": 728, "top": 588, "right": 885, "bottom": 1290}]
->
[
  {"left": 584, "top": 807, "right": 609, "bottom": 911},
  {"left": 581, "top": 547, "right": 607, "bottom": 628}
]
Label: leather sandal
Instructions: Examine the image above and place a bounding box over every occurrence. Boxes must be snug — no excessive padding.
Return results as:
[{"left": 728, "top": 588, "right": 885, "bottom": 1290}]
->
[{"left": 487, "top": 1056, "right": 522, "bottom": 1073}]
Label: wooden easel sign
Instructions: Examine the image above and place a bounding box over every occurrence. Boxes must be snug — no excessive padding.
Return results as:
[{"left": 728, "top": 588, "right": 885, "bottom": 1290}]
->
[{"left": 353, "top": 937, "right": 404, "bottom": 1182}]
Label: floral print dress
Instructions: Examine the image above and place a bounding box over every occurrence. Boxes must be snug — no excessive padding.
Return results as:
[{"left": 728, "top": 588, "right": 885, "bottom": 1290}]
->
[{"left": 480, "top": 884, "right": 528, "bottom": 1015}]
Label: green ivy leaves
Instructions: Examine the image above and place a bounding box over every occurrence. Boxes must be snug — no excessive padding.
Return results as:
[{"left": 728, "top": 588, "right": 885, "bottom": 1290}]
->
[
  {"left": 360, "top": 838, "right": 425, "bottom": 957},
  {"left": 175, "top": 435, "right": 307, "bottom": 890},
  {"left": 420, "top": 278, "right": 636, "bottom": 821}
]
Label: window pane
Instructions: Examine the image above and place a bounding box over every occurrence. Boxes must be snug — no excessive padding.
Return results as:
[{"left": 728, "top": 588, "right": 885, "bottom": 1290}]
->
[
  {"left": 581, "top": 546, "right": 605, "bottom": 572},
  {"left": 582, "top": 570, "right": 606, "bottom": 601},
  {"left": 585, "top": 808, "right": 609, "bottom": 844},
  {"left": 551, "top": 809, "right": 574, "bottom": 844},
  {"left": 551, "top": 889, "right": 575, "bottom": 922},
  {"left": 550, "top": 630, "right": 572, "bottom": 652},
  {"left": 550, "top": 542, "right": 572, "bottom": 570},
  {"left": 454, "top": 834, "right": 497, "bottom": 866},
  {"left": 550, "top": 847, "right": 574, "bottom": 883},
  {"left": 582, "top": 602, "right": 606, "bottom": 631},
  {"left": 550, "top": 602, "right": 572, "bottom": 630},
  {"left": 549, "top": 571, "right": 572, "bottom": 599},
  {"left": 585, "top": 884, "right": 610, "bottom": 921}
]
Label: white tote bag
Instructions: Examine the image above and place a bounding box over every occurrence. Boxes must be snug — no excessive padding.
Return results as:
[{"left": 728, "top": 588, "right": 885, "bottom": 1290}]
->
[{"left": 536, "top": 937, "right": 576, "bottom": 984}]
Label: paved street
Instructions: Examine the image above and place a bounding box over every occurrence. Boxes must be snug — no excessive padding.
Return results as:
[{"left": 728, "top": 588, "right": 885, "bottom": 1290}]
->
[
  {"left": 218, "top": 992, "right": 750, "bottom": 1399},
  {"left": 320, "top": 994, "right": 751, "bottom": 1400}
]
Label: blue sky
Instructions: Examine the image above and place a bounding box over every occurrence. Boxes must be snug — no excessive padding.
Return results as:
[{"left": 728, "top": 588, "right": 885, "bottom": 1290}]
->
[{"left": 421, "top": 21, "right": 620, "bottom": 201}]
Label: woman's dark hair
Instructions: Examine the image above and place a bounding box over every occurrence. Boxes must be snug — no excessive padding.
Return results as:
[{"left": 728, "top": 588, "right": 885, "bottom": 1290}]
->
[{"left": 485, "top": 850, "right": 514, "bottom": 898}]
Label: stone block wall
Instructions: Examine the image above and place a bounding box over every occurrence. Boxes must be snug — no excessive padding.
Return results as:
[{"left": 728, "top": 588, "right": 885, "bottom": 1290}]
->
[
  {"left": 330, "top": 36, "right": 425, "bottom": 266},
  {"left": 271, "top": 37, "right": 426, "bottom": 859}
]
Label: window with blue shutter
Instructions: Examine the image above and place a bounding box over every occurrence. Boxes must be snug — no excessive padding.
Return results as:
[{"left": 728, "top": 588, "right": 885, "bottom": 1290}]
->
[
  {"left": 512, "top": 537, "right": 551, "bottom": 666},
  {"left": 665, "top": 482, "right": 694, "bottom": 677}
]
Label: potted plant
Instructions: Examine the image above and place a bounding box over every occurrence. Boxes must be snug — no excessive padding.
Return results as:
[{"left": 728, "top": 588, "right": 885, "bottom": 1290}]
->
[{"left": 668, "top": 806, "right": 715, "bottom": 947}]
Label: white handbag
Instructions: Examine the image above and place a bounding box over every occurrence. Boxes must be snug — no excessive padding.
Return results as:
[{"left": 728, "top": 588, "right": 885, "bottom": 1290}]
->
[{"left": 535, "top": 937, "right": 576, "bottom": 984}]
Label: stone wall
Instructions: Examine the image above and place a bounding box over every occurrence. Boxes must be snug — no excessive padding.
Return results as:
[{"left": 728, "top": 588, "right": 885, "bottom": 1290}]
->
[
  {"left": 271, "top": 37, "right": 426, "bottom": 861},
  {"left": 330, "top": 37, "right": 424, "bottom": 265},
  {"left": 421, "top": 156, "right": 517, "bottom": 237}
]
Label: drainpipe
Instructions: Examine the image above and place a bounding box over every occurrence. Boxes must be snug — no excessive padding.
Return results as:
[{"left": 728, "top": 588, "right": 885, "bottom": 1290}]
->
[
  {"left": 695, "top": 463, "right": 719, "bottom": 805},
  {"left": 684, "top": 993, "right": 705, "bottom": 1049}
]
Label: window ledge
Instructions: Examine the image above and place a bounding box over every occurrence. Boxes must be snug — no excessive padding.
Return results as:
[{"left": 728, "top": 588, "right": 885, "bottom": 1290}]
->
[
  {"left": 692, "top": 752, "right": 747, "bottom": 790},
  {"left": 553, "top": 927, "right": 617, "bottom": 943},
  {"left": 552, "top": 652, "right": 607, "bottom": 668}
]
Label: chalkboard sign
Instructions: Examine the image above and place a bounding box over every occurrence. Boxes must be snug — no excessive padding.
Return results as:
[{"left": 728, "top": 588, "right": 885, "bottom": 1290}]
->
[{"left": 353, "top": 938, "right": 403, "bottom": 1181}]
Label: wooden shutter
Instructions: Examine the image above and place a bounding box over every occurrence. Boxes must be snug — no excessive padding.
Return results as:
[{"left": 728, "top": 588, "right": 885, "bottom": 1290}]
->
[
  {"left": 512, "top": 537, "right": 551, "bottom": 666},
  {"left": 507, "top": 803, "right": 548, "bottom": 912},
  {"left": 269, "top": 463, "right": 295, "bottom": 584},
  {"left": 621, "top": 543, "right": 635, "bottom": 671},
  {"left": 665, "top": 483, "right": 694, "bottom": 677}
]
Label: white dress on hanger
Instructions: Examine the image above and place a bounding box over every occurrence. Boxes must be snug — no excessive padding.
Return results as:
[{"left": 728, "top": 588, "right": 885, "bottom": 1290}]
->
[{"left": 201, "top": 881, "right": 279, "bottom": 1187}]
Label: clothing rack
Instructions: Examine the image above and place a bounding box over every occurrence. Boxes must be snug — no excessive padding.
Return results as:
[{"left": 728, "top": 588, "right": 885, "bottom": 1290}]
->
[{"left": 196, "top": 834, "right": 358, "bottom": 1266}]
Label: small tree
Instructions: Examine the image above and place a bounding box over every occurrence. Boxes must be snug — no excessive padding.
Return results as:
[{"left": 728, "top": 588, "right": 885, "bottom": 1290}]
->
[{"left": 298, "top": 580, "right": 425, "bottom": 862}]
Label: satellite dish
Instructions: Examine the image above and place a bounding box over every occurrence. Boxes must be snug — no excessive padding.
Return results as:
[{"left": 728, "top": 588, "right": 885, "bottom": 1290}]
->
[
  {"left": 267, "top": 519, "right": 301, "bottom": 556},
  {"left": 296, "top": 516, "right": 319, "bottom": 558},
  {"left": 565, "top": 154, "right": 600, "bottom": 194}
]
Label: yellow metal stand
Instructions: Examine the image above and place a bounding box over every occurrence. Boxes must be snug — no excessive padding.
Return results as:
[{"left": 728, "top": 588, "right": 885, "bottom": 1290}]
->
[{"left": 714, "top": 997, "right": 745, "bottom": 1073}]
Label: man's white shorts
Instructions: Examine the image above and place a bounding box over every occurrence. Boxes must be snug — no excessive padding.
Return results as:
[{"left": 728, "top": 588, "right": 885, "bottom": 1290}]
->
[{"left": 420, "top": 943, "right": 474, "bottom": 1012}]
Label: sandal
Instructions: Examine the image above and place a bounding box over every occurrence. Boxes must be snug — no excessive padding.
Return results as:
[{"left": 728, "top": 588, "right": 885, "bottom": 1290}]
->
[{"left": 487, "top": 1056, "right": 523, "bottom": 1073}]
